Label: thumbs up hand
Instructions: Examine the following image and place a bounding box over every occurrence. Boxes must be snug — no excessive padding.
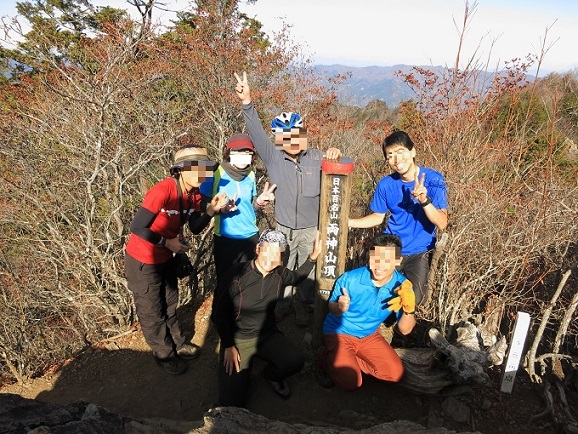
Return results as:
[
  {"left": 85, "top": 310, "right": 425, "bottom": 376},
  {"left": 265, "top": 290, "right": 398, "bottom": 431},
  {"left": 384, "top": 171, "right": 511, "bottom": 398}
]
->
[{"left": 337, "top": 288, "right": 350, "bottom": 313}]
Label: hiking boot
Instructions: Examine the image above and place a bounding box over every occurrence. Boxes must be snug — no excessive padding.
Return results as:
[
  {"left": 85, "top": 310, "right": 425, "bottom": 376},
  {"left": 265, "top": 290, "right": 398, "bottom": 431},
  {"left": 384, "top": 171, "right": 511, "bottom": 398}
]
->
[
  {"left": 155, "top": 356, "right": 187, "bottom": 375},
  {"left": 176, "top": 343, "right": 201, "bottom": 360},
  {"left": 275, "top": 302, "right": 293, "bottom": 323},
  {"left": 294, "top": 299, "right": 310, "bottom": 327},
  {"left": 267, "top": 379, "right": 291, "bottom": 400}
]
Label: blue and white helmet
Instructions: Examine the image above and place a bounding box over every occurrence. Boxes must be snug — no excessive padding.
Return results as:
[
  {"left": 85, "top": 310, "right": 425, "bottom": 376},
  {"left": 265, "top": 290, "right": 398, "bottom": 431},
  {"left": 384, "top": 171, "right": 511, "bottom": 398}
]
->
[{"left": 271, "top": 112, "right": 304, "bottom": 132}]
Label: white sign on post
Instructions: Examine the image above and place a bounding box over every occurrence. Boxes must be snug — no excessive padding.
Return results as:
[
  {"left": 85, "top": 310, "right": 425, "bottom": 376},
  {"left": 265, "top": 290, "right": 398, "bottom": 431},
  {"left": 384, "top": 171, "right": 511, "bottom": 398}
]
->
[{"left": 500, "top": 311, "right": 531, "bottom": 394}]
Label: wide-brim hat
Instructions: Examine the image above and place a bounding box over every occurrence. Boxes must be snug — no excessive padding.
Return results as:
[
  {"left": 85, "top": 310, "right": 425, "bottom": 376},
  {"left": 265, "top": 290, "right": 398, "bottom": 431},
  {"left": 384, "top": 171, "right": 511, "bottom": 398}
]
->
[{"left": 170, "top": 146, "right": 217, "bottom": 172}]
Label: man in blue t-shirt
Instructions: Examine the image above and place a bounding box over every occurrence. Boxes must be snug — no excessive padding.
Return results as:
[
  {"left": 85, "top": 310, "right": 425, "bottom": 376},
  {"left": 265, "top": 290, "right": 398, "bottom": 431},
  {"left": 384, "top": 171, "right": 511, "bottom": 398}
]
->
[
  {"left": 319, "top": 234, "right": 416, "bottom": 390},
  {"left": 349, "top": 130, "right": 448, "bottom": 305}
]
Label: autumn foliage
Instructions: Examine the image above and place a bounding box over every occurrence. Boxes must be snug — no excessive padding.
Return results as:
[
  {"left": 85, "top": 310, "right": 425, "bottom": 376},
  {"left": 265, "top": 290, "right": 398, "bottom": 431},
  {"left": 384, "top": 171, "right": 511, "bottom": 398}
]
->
[{"left": 0, "top": 0, "right": 577, "bottom": 392}]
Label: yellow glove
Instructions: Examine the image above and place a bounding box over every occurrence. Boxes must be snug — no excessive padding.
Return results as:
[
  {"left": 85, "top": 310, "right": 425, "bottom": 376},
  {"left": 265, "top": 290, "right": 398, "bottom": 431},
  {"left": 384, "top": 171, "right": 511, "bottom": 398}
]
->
[
  {"left": 397, "top": 279, "right": 415, "bottom": 314},
  {"left": 387, "top": 296, "right": 402, "bottom": 312}
]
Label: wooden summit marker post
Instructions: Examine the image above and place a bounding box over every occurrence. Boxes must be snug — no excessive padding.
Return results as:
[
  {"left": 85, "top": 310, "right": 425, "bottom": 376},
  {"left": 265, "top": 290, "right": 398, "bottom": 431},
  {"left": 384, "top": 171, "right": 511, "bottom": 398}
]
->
[{"left": 313, "top": 156, "right": 355, "bottom": 348}]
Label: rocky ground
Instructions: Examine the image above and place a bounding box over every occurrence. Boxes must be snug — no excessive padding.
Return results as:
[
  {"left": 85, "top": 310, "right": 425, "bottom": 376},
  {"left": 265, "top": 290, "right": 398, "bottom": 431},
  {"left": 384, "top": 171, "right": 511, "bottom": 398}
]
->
[{"left": 0, "top": 295, "right": 569, "bottom": 433}]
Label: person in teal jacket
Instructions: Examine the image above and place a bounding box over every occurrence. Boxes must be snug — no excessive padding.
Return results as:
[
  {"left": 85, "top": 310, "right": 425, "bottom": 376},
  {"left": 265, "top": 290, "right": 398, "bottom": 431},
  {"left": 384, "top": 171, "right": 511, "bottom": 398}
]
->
[{"left": 200, "top": 133, "right": 276, "bottom": 277}]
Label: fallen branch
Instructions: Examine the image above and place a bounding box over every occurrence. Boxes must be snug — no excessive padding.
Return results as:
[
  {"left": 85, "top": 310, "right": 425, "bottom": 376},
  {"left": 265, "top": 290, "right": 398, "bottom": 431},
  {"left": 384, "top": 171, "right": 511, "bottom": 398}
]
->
[
  {"left": 556, "top": 381, "right": 577, "bottom": 425},
  {"left": 552, "top": 283, "right": 578, "bottom": 355},
  {"left": 429, "top": 324, "right": 490, "bottom": 385},
  {"left": 97, "top": 326, "right": 139, "bottom": 344},
  {"left": 394, "top": 322, "right": 505, "bottom": 394},
  {"left": 525, "top": 269, "right": 571, "bottom": 383},
  {"left": 534, "top": 353, "right": 575, "bottom": 364},
  {"left": 530, "top": 379, "right": 578, "bottom": 433},
  {"left": 396, "top": 347, "right": 454, "bottom": 394}
]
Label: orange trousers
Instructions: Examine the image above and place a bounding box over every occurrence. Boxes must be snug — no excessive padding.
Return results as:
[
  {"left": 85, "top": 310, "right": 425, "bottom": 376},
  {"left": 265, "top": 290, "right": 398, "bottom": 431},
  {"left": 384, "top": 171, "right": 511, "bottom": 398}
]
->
[{"left": 321, "top": 331, "right": 404, "bottom": 391}]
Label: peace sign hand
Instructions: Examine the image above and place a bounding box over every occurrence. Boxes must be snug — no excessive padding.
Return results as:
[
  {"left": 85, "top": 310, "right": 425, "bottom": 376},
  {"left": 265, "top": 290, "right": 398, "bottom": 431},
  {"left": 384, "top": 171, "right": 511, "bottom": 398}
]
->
[
  {"left": 411, "top": 168, "right": 428, "bottom": 204},
  {"left": 310, "top": 230, "right": 322, "bottom": 261},
  {"left": 221, "top": 193, "right": 238, "bottom": 214},
  {"left": 208, "top": 192, "right": 229, "bottom": 215},
  {"left": 256, "top": 182, "right": 276, "bottom": 207},
  {"left": 234, "top": 71, "right": 252, "bottom": 104}
]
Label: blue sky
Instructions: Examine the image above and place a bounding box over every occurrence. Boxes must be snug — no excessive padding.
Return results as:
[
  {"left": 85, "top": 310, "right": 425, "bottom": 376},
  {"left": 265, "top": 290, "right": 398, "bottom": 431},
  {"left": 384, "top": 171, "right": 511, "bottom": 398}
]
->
[{"left": 1, "top": 0, "right": 577, "bottom": 74}]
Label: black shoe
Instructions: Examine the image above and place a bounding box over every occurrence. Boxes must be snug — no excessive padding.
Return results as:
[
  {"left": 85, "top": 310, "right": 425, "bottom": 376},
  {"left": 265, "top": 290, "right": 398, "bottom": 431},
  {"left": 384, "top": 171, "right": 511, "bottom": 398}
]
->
[
  {"left": 268, "top": 379, "right": 291, "bottom": 400},
  {"left": 176, "top": 343, "right": 201, "bottom": 360},
  {"left": 155, "top": 356, "right": 187, "bottom": 375}
]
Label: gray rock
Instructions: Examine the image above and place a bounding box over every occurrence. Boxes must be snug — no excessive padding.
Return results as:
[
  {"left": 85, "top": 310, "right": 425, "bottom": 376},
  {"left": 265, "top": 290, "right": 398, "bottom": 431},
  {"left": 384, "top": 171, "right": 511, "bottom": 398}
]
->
[
  {"left": 480, "top": 398, "right": 493, "bottom": 411},
  {"left": 441, "top": 396, "right": 471, "bottom": 423},
  {"left": 0, "top": 394, "right": 481, "bottom": 434}
]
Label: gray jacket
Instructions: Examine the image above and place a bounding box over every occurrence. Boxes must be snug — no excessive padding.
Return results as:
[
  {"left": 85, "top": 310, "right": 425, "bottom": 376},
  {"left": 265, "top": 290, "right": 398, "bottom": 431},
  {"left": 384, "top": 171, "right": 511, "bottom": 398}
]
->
[{"left": 242, "top": 101, "right": 323, "bottom": 229}]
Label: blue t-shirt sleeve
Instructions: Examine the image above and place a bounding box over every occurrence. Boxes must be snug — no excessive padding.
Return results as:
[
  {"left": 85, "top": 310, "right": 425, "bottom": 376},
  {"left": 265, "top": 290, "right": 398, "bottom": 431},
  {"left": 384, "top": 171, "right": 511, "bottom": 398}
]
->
[
  {"left": 328, "top": 274, "right": 347, "bottom": 302},
  {"left": 369, "top": 178, "right": 389, "bottom": 214}
]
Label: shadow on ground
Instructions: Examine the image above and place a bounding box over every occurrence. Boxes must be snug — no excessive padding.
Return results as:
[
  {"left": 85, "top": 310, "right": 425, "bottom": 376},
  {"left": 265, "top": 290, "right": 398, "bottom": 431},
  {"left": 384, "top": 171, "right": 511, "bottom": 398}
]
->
[{"left": 1, "top": 296, "right": 555, "bottom": 433}]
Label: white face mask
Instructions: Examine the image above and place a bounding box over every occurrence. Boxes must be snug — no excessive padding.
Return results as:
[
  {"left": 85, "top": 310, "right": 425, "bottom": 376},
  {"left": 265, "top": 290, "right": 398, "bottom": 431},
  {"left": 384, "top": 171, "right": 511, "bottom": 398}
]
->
[{"left": 230, "top": 153, "right": 252, "bottom": 167}]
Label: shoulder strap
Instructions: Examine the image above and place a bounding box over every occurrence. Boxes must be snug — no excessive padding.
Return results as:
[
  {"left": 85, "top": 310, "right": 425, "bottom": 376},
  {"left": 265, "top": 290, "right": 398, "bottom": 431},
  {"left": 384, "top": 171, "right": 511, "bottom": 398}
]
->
[
  {"left": 212, "top": 165, "right": 224, "bottom": 197},
  {"left": 173, "top": 178, "right": 187, "bottom": 231}
]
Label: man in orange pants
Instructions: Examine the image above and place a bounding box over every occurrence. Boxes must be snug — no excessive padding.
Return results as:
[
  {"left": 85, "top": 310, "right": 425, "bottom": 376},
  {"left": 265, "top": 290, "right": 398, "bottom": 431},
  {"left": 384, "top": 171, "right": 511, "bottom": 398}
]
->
[{"left": 319, "top": 234, "right": 416, "bottom": 390}]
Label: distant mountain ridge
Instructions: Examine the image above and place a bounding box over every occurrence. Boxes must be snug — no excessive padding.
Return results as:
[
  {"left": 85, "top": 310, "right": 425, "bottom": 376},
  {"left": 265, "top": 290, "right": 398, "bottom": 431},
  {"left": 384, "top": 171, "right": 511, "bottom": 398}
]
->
[{"left": 313, "top": 64, "right": 445, "bottom": 108}]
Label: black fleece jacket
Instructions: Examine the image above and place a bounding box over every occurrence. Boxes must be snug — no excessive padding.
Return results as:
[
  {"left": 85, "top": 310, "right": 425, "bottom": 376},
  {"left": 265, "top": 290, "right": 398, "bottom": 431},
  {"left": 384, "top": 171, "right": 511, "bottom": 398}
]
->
[{"left": 211, "top": 258, "right": 316, "bottom": 348}]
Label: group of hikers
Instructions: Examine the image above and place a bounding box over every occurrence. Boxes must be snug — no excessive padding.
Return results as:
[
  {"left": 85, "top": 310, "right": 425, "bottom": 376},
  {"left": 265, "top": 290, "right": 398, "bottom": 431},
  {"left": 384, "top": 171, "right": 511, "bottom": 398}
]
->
[{"left": 123, "top": 72, "right": 449, "bottom": 407}]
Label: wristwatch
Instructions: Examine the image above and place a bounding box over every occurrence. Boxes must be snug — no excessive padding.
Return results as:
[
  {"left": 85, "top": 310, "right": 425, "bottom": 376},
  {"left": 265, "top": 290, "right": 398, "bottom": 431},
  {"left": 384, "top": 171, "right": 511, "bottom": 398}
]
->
[{"left": 420, "top": 196, "right": 432, "bottom": 207}]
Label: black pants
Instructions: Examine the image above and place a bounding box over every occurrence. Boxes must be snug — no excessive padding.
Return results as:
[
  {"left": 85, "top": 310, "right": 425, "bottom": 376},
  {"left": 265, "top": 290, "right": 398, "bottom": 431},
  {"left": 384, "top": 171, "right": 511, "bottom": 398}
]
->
[
  {"left": 124, "top": 253, "right": 186, "bottom": 359},
  {"left": 213, "top": 234, "right": 259, "bottom": 279},
  {"left": 217, "top": 331, "right": 305, "bottom": 407},
  {"left": 400, "top": 250, "right": 433, "bottom": 305}
]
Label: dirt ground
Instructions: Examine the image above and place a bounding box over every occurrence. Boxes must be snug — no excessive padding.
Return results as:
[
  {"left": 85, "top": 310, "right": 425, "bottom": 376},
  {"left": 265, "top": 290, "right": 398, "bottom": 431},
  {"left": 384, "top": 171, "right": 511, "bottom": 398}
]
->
[{"left": 0, "top": 295, "right": 567, "bottom": 433}]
